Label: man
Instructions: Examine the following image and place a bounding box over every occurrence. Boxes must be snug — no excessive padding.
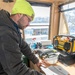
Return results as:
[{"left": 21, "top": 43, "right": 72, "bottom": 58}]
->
[{"left": 0, "top": 0, "right": 45, "bottom": 75}]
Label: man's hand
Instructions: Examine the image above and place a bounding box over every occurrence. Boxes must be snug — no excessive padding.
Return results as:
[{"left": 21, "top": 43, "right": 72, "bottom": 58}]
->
[
  {"left": 35, "top": 54, "right": 50, "bottom": 68},
  {"left": 36, "top": 59, "right": 51, "bottom": 68},
  {"left": 36, "top": 59, "right": 46, "bottom": 68}
]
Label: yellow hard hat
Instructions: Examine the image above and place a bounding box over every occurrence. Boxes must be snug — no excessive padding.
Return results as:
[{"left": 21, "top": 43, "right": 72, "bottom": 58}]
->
[{"left": 11, "top": 0, "right": 34, "bottom": 20}]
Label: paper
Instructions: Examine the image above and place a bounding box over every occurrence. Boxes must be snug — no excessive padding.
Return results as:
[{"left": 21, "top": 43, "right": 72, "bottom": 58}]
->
[{"left": 40, "top": 66, "right": 58, "bottom": 75}]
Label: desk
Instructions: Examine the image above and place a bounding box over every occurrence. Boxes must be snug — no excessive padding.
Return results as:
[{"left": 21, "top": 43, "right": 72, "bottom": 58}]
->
[
  {"left": 30, "top": 58, "right": 75, "bottom": 75},
  {"left": 56, "top": 62, "right": 75, "bottom": 75}
]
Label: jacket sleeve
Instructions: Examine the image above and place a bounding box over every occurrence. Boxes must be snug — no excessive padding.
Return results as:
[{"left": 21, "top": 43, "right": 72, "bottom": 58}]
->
[{"left": 20, "top": 39, "right": 39, "bottom": 64}]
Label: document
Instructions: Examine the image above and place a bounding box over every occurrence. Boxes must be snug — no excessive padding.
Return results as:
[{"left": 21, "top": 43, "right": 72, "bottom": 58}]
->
[{"left": 40, "top": 66, "right": 58, "bottom": 75}]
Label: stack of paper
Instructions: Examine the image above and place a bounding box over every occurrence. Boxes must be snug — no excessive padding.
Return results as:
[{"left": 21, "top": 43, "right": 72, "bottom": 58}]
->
[{"left": 40, "top": 66, "right": 58, "bottom": 75}]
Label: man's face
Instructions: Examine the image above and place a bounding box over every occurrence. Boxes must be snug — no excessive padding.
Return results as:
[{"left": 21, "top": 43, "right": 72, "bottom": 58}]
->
[{"left": 18, "top": 14, "right": 32, "bottom": 30}]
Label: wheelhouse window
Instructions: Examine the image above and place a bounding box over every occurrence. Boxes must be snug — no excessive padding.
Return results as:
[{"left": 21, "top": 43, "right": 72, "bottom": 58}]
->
[
  {"left": 24, "top": 2, "right": 51, "bottom": 44},
  {"left": 59, "top": 2, "right": 75, "bottom": 36}
]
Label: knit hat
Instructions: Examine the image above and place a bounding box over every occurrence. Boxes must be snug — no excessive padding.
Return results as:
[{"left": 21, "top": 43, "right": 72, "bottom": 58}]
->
[{"left": 11, "top": 0, "right": 34, "bottom": 20}]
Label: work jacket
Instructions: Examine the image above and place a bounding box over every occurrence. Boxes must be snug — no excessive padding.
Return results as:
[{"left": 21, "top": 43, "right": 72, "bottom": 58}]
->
[{"left": 0, "top": 9, "right": 43, "bottom": 75}]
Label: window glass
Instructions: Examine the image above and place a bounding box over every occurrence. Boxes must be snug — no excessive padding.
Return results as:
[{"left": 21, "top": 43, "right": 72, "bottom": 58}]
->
[
  {"left": 59, "top": 2, "right": 75, "bottom": 36},
  {"left": 25, "top": 26, "right": 49, "bottom": 44},
  {"left": 24, "top": 6, "right": 50, "bottom": 44},
  {"left": 30, "top": 6, "right": 50, "bottom": 25},
  {"left": 64, "top": 10, "right": 75, "bottom": 35},
  {"left": 61, "top": 2, "right": 75, "bottom": 11}
]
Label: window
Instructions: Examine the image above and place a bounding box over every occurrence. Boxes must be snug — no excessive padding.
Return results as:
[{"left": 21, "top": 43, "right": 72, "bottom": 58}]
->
[
  {"left": 59, "top": 2, "right": 75, "bottom": 36},
  {"left": 24, "top": 3, "right": 51, "bottom": 44}
]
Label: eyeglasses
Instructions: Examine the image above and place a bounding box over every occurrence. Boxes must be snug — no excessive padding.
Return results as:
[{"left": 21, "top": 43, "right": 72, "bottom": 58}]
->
[{"left": 23, "top": 14, "right": 32, "bottom": 22}]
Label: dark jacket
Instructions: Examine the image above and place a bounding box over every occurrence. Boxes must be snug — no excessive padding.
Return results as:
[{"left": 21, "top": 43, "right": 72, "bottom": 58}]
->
[{"left": 0, "top": 9, "right": 43, "bottom": 75}]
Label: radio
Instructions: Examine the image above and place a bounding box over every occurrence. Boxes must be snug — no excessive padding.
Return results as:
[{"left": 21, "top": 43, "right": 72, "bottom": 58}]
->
[{"left": 53, "top": 35, "right": 75, "bottom": 55}]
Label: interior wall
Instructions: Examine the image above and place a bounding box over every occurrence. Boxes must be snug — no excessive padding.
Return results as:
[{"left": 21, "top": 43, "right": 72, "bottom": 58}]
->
[{"left": 0, "top": 1, "right": 15, "bottom": 13}]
